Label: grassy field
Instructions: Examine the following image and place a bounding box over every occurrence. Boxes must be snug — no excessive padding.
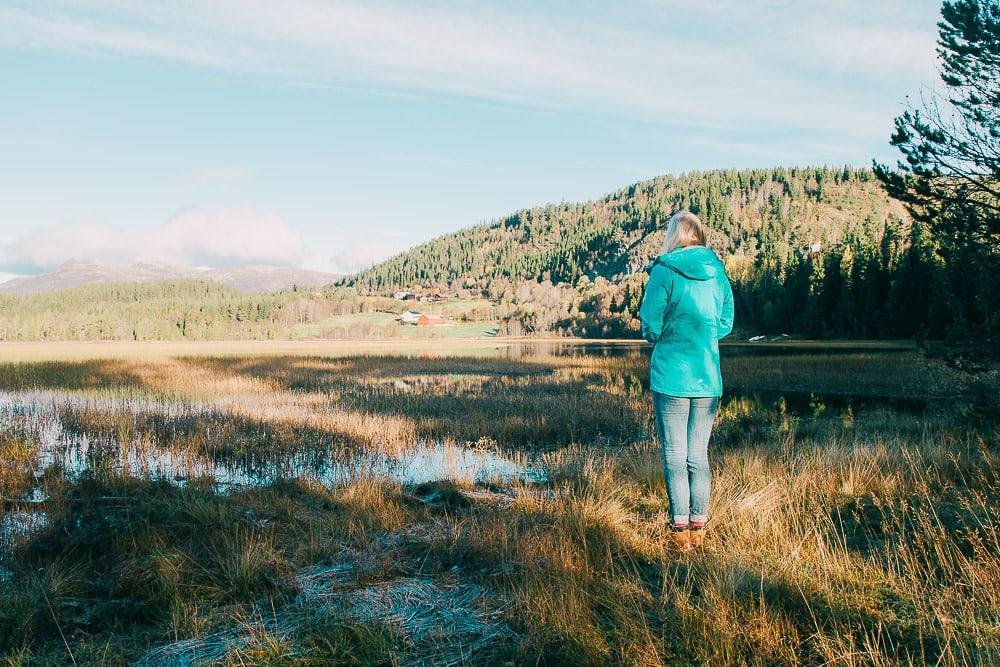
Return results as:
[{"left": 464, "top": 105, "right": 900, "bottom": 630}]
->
[{"left": 0, "top": 344, "right": 997, "bottom": 665}]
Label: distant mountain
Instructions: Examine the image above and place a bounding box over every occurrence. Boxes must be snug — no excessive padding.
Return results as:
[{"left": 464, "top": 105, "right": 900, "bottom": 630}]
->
[
  {"left": 0, "top": 259, "right": 340, "bottom": 295},
  {"left": 198, "top": 265, "right": 341, "bottom": 293}
]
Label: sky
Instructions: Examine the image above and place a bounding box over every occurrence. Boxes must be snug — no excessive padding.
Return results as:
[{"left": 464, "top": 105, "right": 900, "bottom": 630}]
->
[{"left": 0, "top": 0, "right": 943, "bottom": 280}]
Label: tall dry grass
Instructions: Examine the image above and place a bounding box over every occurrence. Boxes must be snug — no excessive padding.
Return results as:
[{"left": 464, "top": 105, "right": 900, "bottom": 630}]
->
[
  {"left": 0, "top": 348, "right": 995, "bottom": 664},
  {"left": 443, "top": 408, "right": 998, "bottom": 664}
]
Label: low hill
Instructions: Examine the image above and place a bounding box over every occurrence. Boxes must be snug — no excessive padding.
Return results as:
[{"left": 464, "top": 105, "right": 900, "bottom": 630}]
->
[
  {"left": 344, "top": 167, "right": 944, "bottom": 338},
  {"left": 0, "top": 259, "right": 339, "bottom": 295},
  {"left": 347, "top": 167, "right": 907, "bottom": 292}
]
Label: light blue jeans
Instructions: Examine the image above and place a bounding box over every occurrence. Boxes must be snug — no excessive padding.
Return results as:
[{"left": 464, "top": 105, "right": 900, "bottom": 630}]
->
[{"left": 653, "top": 392, "right": 719, "bottom": 525}]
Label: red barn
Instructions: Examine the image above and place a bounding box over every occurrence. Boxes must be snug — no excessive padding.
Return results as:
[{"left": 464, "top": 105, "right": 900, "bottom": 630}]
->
[{"left": 416, "top": 314, "right": 446, "bottom": 326}]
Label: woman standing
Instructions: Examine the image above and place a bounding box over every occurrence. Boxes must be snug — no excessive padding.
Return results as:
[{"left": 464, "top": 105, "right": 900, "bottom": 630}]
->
[{"left": 639, "top": 211, "right": 734, "bottom": 550}]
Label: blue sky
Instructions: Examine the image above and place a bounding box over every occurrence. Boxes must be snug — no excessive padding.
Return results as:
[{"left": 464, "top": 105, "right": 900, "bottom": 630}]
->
[{"left": 0, "top": 0, "right": 941, "bottom": 280}]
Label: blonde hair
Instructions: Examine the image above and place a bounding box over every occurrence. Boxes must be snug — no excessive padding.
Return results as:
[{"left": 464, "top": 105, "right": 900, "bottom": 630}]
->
[{"left": 663, "top": 210, "right": 708, "bottom": 253}]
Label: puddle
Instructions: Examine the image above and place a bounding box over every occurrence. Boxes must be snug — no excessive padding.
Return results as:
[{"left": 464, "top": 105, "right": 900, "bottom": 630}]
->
[
  {"left": 1, "top": 510, "right": 48, "bottom": 549},
  {"left": 0, "top": 390, "right": 545, "bottom": 546},
  {"left": 0, "top": 391, "right": 542, "bottom": 491}
]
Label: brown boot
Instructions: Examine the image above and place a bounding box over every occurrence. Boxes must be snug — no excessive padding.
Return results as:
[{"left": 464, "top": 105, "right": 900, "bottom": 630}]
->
[
  {"left": 669, "top": 525, "right": 691, "bottom": 552},
  {"left": 689, "top": 525, "right": 706, "bottom": 548}
]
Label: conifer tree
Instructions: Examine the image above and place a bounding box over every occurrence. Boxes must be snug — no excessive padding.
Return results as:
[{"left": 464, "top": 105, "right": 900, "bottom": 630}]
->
[{"left": 875, "top": 0, "right": 1000, "bottom": 257}]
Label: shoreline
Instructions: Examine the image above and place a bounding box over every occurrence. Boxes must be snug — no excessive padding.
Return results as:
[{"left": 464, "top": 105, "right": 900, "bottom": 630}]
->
[
  {"left": 0, "top": 337, "right": 919, "bottom": 361},
  {"left": 0, "top": 337, "right": 633, "bottom": 360},
  {"left": 0, "top": 337, "right": 917, "bottom": 356}
]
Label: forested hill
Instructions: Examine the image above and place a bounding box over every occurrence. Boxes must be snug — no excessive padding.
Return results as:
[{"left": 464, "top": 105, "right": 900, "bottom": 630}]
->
[
  {"left": 344, "top": 167, "right": 958, "bottom": 339},
  {"left": 347, "top": 167, "right": 906, "bottom": 292}
]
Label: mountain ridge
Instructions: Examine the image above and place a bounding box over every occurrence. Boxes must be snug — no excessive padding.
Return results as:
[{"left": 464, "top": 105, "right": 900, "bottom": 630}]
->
[{"left": 0, "top": 260, "right": 341, "bottom": 295}]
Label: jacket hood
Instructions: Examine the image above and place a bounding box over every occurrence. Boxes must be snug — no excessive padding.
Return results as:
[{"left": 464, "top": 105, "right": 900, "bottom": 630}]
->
[{"left": 644, "top": 246, "right": 723, "bottom": 281}]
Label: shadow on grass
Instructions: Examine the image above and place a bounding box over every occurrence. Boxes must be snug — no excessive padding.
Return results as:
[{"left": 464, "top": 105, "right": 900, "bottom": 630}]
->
[
  {"left": 0, "top": 474, "right": 415, "bottom": 660},
  {"left": 0, "top": 359, "right": 147, "bottom": 392},
  {"left": 434, "top": 496, "right": 967, "bottom": 665},
  {"left": 3, "top": 452, "right": 995, "bottom": 665},
  {"left": 0, "top": 355, "right": 648, "bottom": 450},
  {"left": 180, "top": 354, "right": 558, "bottom": 389},
  {"left": 177, "top": 355, "right": 650, "bottom": 450}
]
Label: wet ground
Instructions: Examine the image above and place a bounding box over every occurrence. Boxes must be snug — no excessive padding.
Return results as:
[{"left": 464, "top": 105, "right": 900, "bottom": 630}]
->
[
  {"left": 0, "top": 390, "right": 542, "bottom": 501},
  {"left": 0, "top": 341, "right": 935, "bottom": 545}
]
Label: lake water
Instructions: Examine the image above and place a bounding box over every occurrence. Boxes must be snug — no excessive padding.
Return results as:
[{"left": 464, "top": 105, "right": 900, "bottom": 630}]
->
[{"left": 499, "top": 338, "right": 916, "bottom": 358}]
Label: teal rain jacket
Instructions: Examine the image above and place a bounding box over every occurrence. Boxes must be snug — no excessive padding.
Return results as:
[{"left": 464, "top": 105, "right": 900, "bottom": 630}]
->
[{"left": 639, "top": 246, "right": 734, "bottom": 397}]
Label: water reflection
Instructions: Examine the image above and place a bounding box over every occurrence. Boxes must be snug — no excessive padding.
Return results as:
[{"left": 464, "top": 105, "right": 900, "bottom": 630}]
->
[
  {"left": 501, "top": 340, "right": 646, "bottom": 359},
  {"left": 607, "top": 366, "right": 927, "bottom": 416},
  {"left": 720, "top": 342, "right": 916, "bottom": 357},
  {"left": 498, "top": 339, "right": 916, "bottom": 360},
  {"left": 0, "top": 342, "right": 926, "bottom": 550},
  {"left": 722, "top": 390, "right": 926, "bottom": 416},
  {"left": 0, "top": 391, "right": 544, "bottom": 505}
]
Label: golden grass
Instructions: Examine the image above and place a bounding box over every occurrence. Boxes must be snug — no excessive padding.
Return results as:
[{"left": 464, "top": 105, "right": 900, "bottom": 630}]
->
[{"left": 0, "top": 346, "right": 996, "bottom": 664}]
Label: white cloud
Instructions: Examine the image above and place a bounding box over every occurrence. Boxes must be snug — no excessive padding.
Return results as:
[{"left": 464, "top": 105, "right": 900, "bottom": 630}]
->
[
  {"left": 329, "top": 238, "right": 407, "bottom": 274},
  {"left": 0, "top": 208, "right": 304, "bottom": 273},
  {"left": 0, "top": 0, "right": 942, "bottom": 138}
]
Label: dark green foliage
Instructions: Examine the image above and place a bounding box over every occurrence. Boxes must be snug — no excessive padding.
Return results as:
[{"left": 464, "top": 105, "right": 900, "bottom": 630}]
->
[
  {"left": 348, "top": 166, "right": 870, "bottom": 293},
  {"left": 0, "top": 280, "right": 334, "bottom": 341},
  {"left": 875, "top": 0, "right": 1000, "bottom": 334},
  {"left": 876, "top": 0, "right": 1000, "bottom": 251}
]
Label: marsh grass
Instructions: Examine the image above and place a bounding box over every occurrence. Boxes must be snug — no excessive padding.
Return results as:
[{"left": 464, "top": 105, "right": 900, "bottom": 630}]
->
[
  {"left": 0, "top": 430, "right": 38, "bottom": 502},
  {"left": 0, "top": 346, "right": 996, "bottom": 665}
]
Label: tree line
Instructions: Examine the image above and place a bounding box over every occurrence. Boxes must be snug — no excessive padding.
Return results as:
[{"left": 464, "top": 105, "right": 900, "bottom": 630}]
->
[{"left": 347, "top": 166, "right": 994, "bottom": 339}]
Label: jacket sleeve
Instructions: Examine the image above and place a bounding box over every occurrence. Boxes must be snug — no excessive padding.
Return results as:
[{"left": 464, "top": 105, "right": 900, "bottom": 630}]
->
[
  {"left": 639, "top": 266, "right": 672, "bottom": 344},
  {"left": 717, "top": 272, "right": 734, "bottom": 340}
]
